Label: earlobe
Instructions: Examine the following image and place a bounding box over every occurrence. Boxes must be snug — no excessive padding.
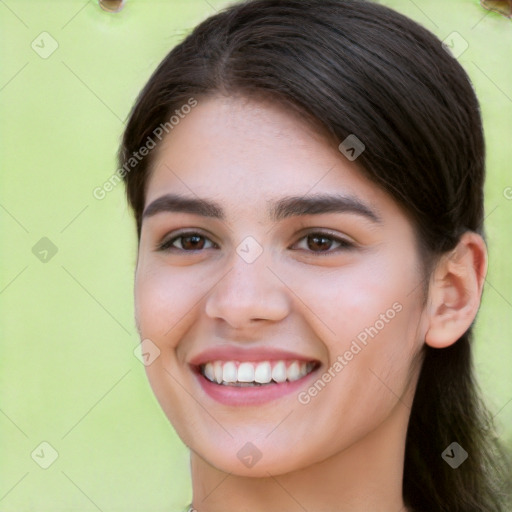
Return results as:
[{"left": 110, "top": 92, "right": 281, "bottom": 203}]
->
[{"left": 424, "top": 232, "right": 488, "bottom": 349}]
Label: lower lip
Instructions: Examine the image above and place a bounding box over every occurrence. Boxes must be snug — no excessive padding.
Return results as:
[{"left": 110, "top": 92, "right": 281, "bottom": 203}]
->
[{"left": 193, "top": 366, "right": 320, "bottom": 406}]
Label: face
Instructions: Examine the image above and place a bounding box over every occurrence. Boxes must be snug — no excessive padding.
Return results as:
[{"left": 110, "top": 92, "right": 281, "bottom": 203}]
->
[{"left": 134, "top": 95, "right": 428, "bottom": 477}]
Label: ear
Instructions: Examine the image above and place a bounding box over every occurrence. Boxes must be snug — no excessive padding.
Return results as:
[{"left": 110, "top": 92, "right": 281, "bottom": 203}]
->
[{"left": 424, "top": 231, "right": 488, "bottom": 349}]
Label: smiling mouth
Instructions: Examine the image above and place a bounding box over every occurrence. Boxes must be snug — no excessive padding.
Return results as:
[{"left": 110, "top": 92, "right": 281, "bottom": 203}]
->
[{"left": 198, "top": 360, "right": 319, "bottom": 387}]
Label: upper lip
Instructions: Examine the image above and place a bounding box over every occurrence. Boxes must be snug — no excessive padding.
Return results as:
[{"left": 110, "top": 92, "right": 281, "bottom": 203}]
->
[{"left": 189, "top": 346, "right": 320, "bottom": 367}]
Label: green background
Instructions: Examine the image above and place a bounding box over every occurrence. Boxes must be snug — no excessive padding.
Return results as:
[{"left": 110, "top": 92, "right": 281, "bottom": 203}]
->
[{"left": 1, "top": 0, "right": 511, "bottom": 510}]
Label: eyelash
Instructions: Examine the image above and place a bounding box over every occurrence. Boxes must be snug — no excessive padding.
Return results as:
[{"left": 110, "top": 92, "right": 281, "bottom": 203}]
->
[{"left": 156, "top": 230, "right": 355, "bottom": 255}]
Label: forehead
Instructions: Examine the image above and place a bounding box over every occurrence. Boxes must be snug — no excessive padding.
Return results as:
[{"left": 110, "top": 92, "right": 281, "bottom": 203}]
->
[{"left": 145, "top": 95, "right": 395, "bottom": 217}]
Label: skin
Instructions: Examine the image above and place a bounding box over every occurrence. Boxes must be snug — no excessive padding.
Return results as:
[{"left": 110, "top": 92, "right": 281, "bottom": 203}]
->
[{"left": 133, "top": 95, "right": 487, "bottom": 512}]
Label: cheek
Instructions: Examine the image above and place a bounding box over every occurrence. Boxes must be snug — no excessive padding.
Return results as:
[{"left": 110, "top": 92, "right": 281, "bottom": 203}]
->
[
  {"left": 134, "top": 262, "right": 201, "bottom": 344},
  {"left": 288, "top": 254, "right": 418, "bottom": 347},
  {"left": 327, "top": 264, "right": 423, "bottom": 412}
]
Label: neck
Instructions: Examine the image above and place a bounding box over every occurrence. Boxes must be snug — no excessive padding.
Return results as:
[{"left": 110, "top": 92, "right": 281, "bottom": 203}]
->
[{"left": 188, "top": 398, "right": 412, "bottom": 512}]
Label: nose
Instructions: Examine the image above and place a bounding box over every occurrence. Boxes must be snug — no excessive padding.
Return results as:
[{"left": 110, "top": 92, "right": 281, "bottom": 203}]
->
[{"left": 204, "top": 249, "right": 291, "bottom": 329}]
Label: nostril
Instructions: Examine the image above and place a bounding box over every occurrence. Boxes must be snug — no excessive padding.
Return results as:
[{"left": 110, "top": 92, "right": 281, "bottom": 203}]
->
[{"left": 99, "top": 0, "right": 126, "bottom": 13}]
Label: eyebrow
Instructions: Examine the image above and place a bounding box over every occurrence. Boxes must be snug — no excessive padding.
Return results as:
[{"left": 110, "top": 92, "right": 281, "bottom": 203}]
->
[{"left": 142, "top": 193, "right": 382, "bottom": 224}]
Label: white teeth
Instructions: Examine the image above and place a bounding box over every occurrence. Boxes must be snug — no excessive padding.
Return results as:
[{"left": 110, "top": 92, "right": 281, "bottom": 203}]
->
[
  {"left": 298, "top": 362, "right": 309, "bottom": 379},
  {"left": 286, "top": 361, "right": 300, "bottom": 381},
  {"left": 238, "top": 362, "right": 255, "bottom": 382},
  {"left": 222, "top": 361, "right": 237, "bottom": 383},
  {"left": 204, "top": 362, "right": 214, "bottom": 381},
  {"left": 213, "top": 361, "right": 223, "bottom": 384},
  {"left": 271, "top": 361, "right": 287, "bottom": 383},
  {"left": 201, "top": 359, "right": 315, "bottom": 386},
  {"left": 254, "top": 361, "right": 272, "bottom": 383}
]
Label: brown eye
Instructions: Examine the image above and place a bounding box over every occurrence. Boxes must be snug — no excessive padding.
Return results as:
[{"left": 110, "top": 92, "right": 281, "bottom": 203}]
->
[
  {"left": 180, "top": 234, "right": 206, "bottom": 250},
  {"left": 307, "top": 234, "right": 335, "bottom": 252},
  {"left": 158, "top": 232, "right": 216, "bottom": 252},
  {"left": 293, "top": 231, "right": 354, "bottom": 254}
]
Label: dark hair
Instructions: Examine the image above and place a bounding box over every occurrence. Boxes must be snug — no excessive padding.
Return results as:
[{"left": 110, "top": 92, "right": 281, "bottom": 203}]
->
[{"left": 118, "top": 0, "right": 511, "bottom": 509}]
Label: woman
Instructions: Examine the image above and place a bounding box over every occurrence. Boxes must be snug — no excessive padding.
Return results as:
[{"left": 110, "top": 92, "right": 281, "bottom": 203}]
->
[{"left": 118, "top": 0, "right": 510, "bottom": 510}]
